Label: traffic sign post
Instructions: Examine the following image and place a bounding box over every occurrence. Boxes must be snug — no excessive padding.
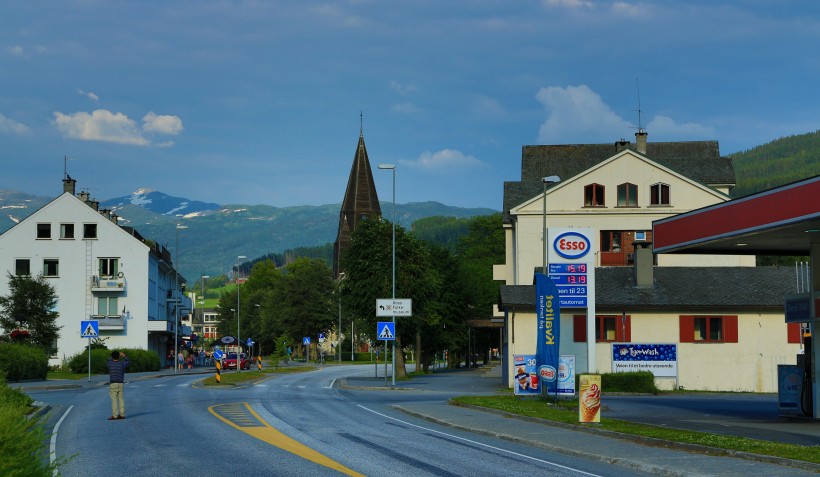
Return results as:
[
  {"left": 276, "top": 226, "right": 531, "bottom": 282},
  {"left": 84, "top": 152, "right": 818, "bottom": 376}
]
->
[
  {"left": 376, "top": 299, "right": 412, "bottom": 317},
  {"left": 81, "top": 320, "right": 99, "bottom": 382},
  {"left": 377, "top": 322, "right": 396, "bottom": 384}
]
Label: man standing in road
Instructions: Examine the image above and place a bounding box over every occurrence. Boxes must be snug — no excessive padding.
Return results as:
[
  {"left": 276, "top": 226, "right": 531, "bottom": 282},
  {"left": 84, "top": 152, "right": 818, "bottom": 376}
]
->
[{"left": 106, "top": 350, "right": 129, "bottom": 420}]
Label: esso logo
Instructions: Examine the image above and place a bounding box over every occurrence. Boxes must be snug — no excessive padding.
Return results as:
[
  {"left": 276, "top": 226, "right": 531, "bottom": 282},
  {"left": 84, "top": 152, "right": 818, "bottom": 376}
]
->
[
  {"left": 538, "top": 365, "right": 557, "bottom": 382},
  {"left": 553, "top": 232, "right": 590, "bottom": 259}
]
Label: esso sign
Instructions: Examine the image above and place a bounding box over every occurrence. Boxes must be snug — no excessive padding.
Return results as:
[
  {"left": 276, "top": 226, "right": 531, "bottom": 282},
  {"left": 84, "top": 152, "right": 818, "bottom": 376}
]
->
[
  {"left": 553, "top": 232, "right": 591, "bottom": 259},
  {"left": 538, "top": 365, "right": 557, "bottom": 382}
]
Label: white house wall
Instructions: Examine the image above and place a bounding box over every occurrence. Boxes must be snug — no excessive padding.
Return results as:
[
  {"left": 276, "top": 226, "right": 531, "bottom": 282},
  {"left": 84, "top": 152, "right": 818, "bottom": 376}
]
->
[
  {"left": 0, "top": 193, "right": 151, "bottom": 365},
  {"left": 508, "top": 310, "right": 799, "bottom": 392},
  {"left": 505, "top": 152, "right": 753, "bottom": 285}
]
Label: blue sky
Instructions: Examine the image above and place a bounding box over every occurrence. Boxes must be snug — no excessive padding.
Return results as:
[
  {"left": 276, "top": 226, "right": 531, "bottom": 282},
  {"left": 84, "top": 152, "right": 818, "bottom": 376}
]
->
[{"left": 1, "top": 1, "right": 818, "bottom": 210}]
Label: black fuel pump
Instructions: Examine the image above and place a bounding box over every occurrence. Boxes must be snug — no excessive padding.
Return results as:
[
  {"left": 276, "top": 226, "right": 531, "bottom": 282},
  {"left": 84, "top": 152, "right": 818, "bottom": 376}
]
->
[{"left": 800, "top": 331, "right": 813, "bottom": 417}]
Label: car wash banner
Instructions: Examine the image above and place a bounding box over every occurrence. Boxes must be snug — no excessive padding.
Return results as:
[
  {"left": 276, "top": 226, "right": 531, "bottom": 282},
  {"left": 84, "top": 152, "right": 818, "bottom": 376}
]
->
[
  {"left": 612, "top": 343, "right": 677, "bottom": 377},
  {"left": 535, "top": 273, "right": 561, "bottom": 393}
]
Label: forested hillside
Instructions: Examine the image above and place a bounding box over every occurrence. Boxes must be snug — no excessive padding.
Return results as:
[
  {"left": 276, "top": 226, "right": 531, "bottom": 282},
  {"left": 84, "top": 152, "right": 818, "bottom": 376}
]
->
[{"left": 730, "top": 130, "right": 820, "bottom": 198}]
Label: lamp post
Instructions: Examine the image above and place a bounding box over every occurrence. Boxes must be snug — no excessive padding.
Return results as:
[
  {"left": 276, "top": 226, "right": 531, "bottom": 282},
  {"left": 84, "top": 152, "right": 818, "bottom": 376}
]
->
[
  {"left": 174, "top": 224, "right": 188, "bottom": 373},
  {"left": 255, "top": 303, "right": 261, "bottom": 356},
  {"left": 541, "top": 176, "right": 561, "bottom": 274},
  {"left": 378, "top": 163, "right": 396, "bottom": 386},
  {"left": 235, "top": 256, "right": 246, "bottom": 372},
  {"left": 200, "top": 274, "right": 210, "bottom": 342}
]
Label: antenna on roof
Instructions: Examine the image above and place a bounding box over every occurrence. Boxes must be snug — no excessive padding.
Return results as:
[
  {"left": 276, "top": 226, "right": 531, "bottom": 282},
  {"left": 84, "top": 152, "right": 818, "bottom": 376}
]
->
[
  {"left": 634, "top": 78, "right": 645, "bottom": 134},
  {"left": 360, "top": 110, "right": 363, "bottom": 136}
]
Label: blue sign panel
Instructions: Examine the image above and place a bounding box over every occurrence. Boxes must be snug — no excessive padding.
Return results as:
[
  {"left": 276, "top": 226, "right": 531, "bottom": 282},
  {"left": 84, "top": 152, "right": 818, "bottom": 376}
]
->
[
  {"left": 213, "top": 349, "right": 224, "bottom": 360},
  {"left": 303, "top": 337, "right": 311, "bottom": 345},
  {"left": 80, "top": 320, "right": 99, "bottom": 338},
  {"left": 377, "top": 321, "right": 395, "bottom": 340}
]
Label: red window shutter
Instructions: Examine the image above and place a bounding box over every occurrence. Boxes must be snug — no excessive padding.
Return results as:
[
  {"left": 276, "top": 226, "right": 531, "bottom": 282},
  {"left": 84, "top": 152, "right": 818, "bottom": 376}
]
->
[
  {"left": 723, "top": 315, "right": 738, "bottom": 343},
  {"left": 679, "top": 315, "right": 694, "bottom": 343},
  {"left": 573, "top": 315, "right": 587, "bottom": 342},
  {"left": 787, "top": 323, "right": 802, "bottom": 344}
]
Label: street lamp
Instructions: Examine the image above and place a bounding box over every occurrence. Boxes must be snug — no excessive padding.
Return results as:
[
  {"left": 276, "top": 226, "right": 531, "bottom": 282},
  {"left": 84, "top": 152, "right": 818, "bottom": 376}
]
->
[
  {"left": 174, "top": 224, "right": 188, "bottom": 373},
  {"left": 255, "top": 303, "right": 261, "bottom": 357},
  {"left": 542, "top": 176, "right": 561, "bottom": 274},
  {"left": 378, "top": 163, "right": 396, "bottom": 386},
  {"left": 236, "top": 255, "right": 246, "bottom": 372},
  {"left": 200, "top": 275, "right": 210, "bottom": 342}
]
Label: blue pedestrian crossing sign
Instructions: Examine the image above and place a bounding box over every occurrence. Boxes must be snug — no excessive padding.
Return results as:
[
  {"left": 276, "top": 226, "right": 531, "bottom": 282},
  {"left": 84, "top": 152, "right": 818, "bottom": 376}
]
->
[
  {"left": 303, "top": 336, "right": 311, "bottom": 345},
  {"left": 81, "top": 320, "right": 99, "bottom": 338},
  {"left": 377, "top": 322, "right": 395, "bottom": 341}
]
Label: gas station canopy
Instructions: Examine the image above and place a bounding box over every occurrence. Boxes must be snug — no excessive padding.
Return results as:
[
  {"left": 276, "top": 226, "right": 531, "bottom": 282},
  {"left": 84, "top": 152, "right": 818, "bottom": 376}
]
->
[{"left": 653, "top": 175, "right": 820, "bottom": 256}]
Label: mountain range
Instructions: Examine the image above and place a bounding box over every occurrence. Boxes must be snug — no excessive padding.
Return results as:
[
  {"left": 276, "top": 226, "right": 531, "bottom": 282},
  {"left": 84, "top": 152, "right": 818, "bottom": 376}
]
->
[{"left": 0, "top": 187, "right": 497, "bottom": 280}]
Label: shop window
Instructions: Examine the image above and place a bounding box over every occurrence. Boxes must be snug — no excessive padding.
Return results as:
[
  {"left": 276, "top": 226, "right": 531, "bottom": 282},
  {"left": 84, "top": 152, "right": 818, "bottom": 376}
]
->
[
  {"left": 15, "top": 259, "right": 31, "bottom": 276},
  {"left": 679, "top": 315, "right": 738, "bottom": 343},
  {"left": 584, "top": 183, "right": 605, "bottom": 207},
  {"left": 43, "top": 259, "right": 59, "bottom": 277},
  {"left": 650, "top": 183, "right": 670, "bottom": 206},
  {"left": 617, "top": 183, "right": 638, "bottom": 207},
  {"left": 83, "top": 223, "right": 98, "bottom": 239},
  {"left": 60, "top": 223, "right": 75, "bottom": 239},
  {"left": 37, "top": 223, "right": 51, "bottom": 239},
  {"left": 573, "top": 315, "right": 631, "bottom": 342}
]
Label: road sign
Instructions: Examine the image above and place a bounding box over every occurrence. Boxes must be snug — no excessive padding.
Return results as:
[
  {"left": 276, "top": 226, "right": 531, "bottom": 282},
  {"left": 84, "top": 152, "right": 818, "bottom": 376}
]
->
[
  {"left": 318, "top": 333, "right": 325, "bottom": 343},
  {"left": 246, "top": 337, "right": 253, "bottom": 346},
  {"left": 213, "top": 349, "right": 224, "bottom": 360},
  {"left": 221, "top": 336, "right": 235, "bottom": 344},
  {"left": 303, "top": 336, "right": 311, "bottom": 345},
  {"left": 376, "top": 298, "right": 412, "bottom": 317},
  {"left": 81, "top": 320, "right": 99, "bottom": 338},
  {"left": 377, "top": 321, "right": 395, "bottom": 341}
]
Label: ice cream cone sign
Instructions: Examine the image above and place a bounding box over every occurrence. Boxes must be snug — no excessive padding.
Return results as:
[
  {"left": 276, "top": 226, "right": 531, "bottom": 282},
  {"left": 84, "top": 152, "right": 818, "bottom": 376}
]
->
[{"left": 579, "top": 375, "right": 601, "bottom": 423}]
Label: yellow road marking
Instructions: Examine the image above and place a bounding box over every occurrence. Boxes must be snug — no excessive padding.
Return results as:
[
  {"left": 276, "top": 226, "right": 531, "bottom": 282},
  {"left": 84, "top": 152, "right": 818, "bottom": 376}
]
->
[{"left": 209, "top": 402, "right": 364, "bottom": 477}]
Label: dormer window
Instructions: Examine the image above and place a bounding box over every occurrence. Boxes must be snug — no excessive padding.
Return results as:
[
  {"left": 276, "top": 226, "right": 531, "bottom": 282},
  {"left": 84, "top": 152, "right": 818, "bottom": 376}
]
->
[
  {"left": 584, "top": 183, "right": 605, "bottom": 207},
  {"left": 617, "top": 183, "right": 638, "bottom": 207},
  {"left": 650, "top": 183, "right": 671, "bottom": 206}
]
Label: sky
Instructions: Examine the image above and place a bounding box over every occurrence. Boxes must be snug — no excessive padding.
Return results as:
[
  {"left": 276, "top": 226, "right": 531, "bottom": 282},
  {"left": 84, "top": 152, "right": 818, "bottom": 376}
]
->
[{"left": 1, "top": 1, "right": 819, "bottom": 211}]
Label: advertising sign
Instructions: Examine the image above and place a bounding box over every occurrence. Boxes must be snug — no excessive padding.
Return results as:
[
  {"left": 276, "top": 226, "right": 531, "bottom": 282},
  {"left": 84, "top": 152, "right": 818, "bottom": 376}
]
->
[
  {"left": 535, "top": 273, "right": 561, "bottom": 394},
  {"left": 777, "top": 365, "right": 804, "bottom": 416},
  {"left": 512, "top": 355, "right": 540, "bottom": 396},
  {"left": 612, "top": 343, "right": 677, "bottom": 377},
  {"left": 579, "top": 374, "right": 601, "bottom": 423},
  {"left": 548, "top": 228, "right": 594, "bottom": 308},
  {"left": 557, "top": 355, "right": 576, "bottom": 397}
]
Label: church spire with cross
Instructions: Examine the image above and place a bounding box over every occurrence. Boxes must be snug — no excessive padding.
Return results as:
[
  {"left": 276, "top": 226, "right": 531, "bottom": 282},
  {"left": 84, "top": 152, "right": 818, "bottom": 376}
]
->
[{"left": 333, "top": 114, "right": 382, "bottom": 278}]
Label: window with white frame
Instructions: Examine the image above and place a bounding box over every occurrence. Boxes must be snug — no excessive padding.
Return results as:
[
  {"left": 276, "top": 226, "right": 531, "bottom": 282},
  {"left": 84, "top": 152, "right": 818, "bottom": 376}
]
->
[
  {"left": 43, "top": 259, "right": 59, "bottom": 277},
  {"left": 15, "top": 259, "right": 31, "bottom": 276},
  {"left": 83, "top": 223, "right": 98, "bottom": 239},
  {"left": 60, "top": 223, "right": 75, "bottom": 239},
  {"left": 99, "top": 258, "right": 119, "bottom": 277},
  {"left": 97, "top": 296, "right": 119, "bottom": 316},
  {"left": 37, "top": 223, "right": 51, "bottom": 239}
]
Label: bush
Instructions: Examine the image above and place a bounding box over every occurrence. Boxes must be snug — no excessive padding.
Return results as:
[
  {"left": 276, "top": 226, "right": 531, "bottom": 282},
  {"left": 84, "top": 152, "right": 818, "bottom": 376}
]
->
[
  {"left": 67, "top": 348, "right": 161, "bottom": 374},
  {"left": 578, "top": 372, "right": 658, "bottom": 394},
  {"left": 0, "top": 344, "right": 49, "bottom": 381},
  {"left": 0, "top": 378, "right": 58, "bottom": 476}
]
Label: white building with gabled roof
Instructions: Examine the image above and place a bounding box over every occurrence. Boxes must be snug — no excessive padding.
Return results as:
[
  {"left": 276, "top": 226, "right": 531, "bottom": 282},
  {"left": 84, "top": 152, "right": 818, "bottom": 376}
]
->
[{"left": 0, "top": 177, "right": 189, "bottom": 366}]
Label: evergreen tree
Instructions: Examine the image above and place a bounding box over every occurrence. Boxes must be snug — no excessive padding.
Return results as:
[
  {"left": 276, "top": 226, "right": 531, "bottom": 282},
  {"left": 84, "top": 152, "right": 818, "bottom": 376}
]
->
[{"left": 0, "top": 274, "right": 61, "bottom": 353}]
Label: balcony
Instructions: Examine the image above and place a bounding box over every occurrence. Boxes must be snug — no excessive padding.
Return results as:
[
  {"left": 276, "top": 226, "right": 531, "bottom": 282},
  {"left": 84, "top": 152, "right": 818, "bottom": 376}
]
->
[
  {"left": 93, "top": 315, "right": 125, "bottom": 331},
  {"left": 91, "top": 275, "right": 126, "bottom": 292}
]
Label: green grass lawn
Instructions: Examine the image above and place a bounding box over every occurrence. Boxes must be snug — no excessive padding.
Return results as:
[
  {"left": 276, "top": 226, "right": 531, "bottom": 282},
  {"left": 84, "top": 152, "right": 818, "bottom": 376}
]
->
[
  {"left": 451, "top": 395, "right": 820, "bottom": 464},
  {"left": 200, "top": 365, "right": 316, "bottom": 385}
]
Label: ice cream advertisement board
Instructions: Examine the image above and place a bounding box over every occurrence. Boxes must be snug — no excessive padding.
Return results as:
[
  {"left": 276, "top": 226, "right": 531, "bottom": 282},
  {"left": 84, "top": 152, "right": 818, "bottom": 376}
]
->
[
  {"left": 512, "top": 355, "right": 540, "bottom": 396},
  {"left": 579, "top": 374, "right": 601, "bottom": 423}
]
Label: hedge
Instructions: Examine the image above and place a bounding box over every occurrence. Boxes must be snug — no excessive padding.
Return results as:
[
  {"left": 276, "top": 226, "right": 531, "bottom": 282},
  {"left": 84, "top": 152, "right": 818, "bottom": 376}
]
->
[
  {"left": 0, "top": 377, "right": 59, "bottom": 476},
  {"left": 578, "top": 371, "right": 658, "bottom": 394},
  {"left": 67, "top": 348, "right": 161, "bottom": 374},
  {"left": 0, "top": 344, "right": 49, "bottom": 381}
]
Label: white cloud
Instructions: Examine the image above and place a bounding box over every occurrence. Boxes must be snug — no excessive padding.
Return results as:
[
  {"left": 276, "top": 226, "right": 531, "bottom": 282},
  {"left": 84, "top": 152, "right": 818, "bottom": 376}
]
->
[
  {"left": 400, "top": 148, "right": 485, "bottom": 170},
  {"left": 0, "top": 113, "right": 32, "bottom": 135},
  {"left": 647, "top": 115, "right": 714, "bottom": 138},
  {"left": 53, "top": 109, "right": 149, "bottom": 146},
  {"left": 52, "top": 109, "right": 183, "bottom": 146},
  {"left": 390, "top": 81, "right": 417, "bottom": 96},
  {"left": 7, "top": 45, "right": 24, "bottom": 57},
  {"left": 388, "top": 102, "right": 420, "bottom": 114},
  {"left": 143, "top": 112, "right": 184, "bottom": 135},
  {"left": 543, "top": 0, "right": 594, "bottom": 9},
  {"left": 536, "top": 84, "right": 630, "bottom": 143},
  {"left": 77, "top": 89, "right": 99, "bottom": 103}
]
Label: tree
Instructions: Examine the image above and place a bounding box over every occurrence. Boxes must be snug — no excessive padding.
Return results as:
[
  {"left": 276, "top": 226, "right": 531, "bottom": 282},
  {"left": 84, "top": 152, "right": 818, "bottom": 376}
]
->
[
  {"left": 0, "top": 274, "right": 61, "bottom": 353},
  {"left": 277, "top": 258, "right": 336, "bottom": 341},
  {"left": 341, "top": 218, "right": 437, "bottom": 378}
]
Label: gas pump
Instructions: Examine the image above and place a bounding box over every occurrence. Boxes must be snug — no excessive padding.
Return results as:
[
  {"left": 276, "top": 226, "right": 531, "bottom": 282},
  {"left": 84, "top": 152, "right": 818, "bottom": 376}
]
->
[{"left": 799, "top": 330, "right": 813, "bottom": 417}]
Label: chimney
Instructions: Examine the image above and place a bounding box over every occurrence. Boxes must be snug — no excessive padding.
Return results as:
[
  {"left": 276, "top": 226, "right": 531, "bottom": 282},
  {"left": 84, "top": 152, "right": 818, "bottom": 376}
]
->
[
  {"left": 615, "top": 138, "right": 630, "bottom": 152},
  {"left": 634, "top": 241, "right": 654, "bottom": 288},
  {"left": 62, "top": 176, "right": 76, "bottom": 195},
  {"left": 91, "top": 200, "right": 99, "bottom": 211},
  {"left": 110, "top": 212, "right": 119, "bottom": 224},
  {"left": 100, "top": 208, "right": 111, "bottom": 220},
  {"left": 635, "top": 129, "right": 647, "bottom": 154}
]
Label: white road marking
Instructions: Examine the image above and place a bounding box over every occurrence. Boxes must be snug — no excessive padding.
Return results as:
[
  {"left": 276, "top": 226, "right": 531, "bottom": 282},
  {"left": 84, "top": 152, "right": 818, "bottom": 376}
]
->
[
  {"left": 357, "top": 404, "right": 602, "bottom": 477},
  {"left": 50, "top": 405, "right": 73, "bottom": 476}
]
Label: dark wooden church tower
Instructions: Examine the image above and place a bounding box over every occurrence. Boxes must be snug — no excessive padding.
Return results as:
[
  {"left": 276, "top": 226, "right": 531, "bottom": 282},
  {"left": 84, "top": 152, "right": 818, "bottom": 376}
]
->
[{"left": 333, "top": 129, "right": 382, "bottom": 278}]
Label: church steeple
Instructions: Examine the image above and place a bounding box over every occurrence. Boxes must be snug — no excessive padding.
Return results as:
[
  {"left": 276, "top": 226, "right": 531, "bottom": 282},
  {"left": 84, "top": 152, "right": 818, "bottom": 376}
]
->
[{"left": 333, "top": 125, "right": 382, "bottom": 278}]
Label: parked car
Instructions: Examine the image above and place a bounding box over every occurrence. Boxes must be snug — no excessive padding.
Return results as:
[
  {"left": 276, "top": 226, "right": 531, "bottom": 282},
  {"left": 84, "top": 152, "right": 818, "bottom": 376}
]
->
[{"left": 222, "top": 352, "right": 251, "bottom": 370}]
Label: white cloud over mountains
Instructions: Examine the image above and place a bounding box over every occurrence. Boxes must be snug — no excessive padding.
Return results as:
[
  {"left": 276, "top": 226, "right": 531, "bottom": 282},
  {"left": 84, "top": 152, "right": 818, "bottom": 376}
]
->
[
  {"left": 52, "top": 109, "right": 183, "bottom": 146},
  {"left": 0, "top": 113, "right": 32, "bottom": 135},
  {"left": 400, "top": 148, "right": 485, "bottom": 170}
]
